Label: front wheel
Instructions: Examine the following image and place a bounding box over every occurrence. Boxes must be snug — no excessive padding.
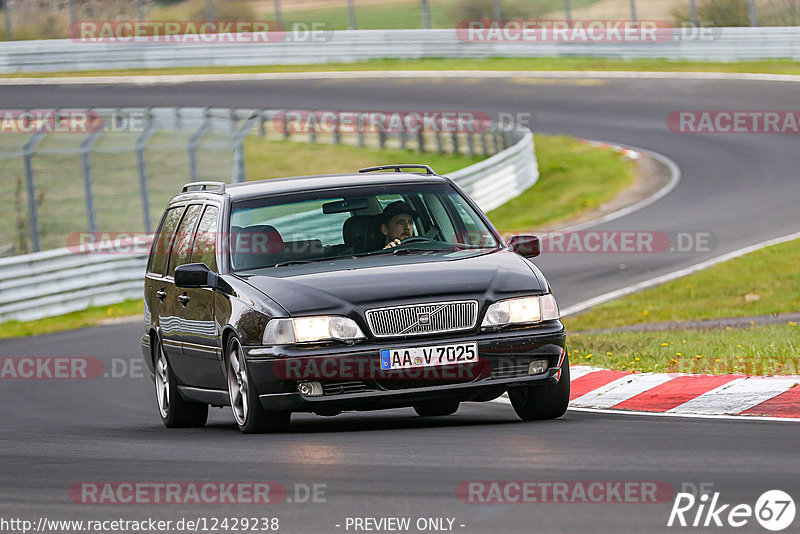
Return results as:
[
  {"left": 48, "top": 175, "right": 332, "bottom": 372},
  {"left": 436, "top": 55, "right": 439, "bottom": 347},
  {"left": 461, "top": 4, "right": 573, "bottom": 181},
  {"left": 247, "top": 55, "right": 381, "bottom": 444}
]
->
[
  {"left": 154, "top": 339, "right": 208, "bottom": 428},
  {"left": 508, "top": 355, "right": 570, "bottom": 421},
  {"left": 226, "top": 336, "right": 290, "bottom": 434}
]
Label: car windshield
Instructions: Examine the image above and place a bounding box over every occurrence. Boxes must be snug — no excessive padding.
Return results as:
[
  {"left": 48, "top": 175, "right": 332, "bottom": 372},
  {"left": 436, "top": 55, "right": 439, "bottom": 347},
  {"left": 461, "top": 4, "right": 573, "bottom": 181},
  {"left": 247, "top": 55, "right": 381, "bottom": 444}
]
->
[{"left": 228, "top": 182, "right": 500, "bottom": 271}]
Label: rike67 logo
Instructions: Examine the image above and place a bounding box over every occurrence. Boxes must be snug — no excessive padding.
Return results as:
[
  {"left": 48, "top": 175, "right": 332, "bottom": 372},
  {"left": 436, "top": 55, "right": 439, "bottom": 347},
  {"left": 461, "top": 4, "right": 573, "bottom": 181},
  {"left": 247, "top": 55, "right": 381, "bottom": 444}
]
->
[{"left": 668, "top": 484, "right": 795, "bottom": 531}]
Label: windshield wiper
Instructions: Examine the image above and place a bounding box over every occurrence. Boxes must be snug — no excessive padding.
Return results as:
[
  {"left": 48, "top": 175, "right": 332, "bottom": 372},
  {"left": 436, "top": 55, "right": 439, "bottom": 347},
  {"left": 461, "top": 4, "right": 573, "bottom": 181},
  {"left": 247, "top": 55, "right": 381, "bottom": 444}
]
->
[{"left": 273, "top": 255, "right": 359, "bottom": 267}]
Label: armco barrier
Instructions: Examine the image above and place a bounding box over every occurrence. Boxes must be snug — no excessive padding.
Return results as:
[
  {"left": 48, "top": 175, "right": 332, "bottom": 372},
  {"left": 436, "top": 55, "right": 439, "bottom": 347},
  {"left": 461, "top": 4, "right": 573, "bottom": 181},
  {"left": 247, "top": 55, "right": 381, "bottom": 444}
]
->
[
  {"left": 0, "top": 27, "right": 799, "bottom": 73},
  {"left": 0, "top": 113, "right": 537, "bottom": 323}
]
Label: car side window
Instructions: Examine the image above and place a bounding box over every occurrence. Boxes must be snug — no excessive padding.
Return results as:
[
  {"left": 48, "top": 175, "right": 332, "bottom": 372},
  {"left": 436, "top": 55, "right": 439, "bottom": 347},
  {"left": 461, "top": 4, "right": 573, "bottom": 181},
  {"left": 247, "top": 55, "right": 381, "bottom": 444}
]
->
[
  {"left": 191, "top": 205, "right": 219, "bottom": 272},
  {"left": 168, "top": 204, "right": 203, "bottom": 277},
  {"left": 148, "top": 206, "right": 185, "bottom": 276}
]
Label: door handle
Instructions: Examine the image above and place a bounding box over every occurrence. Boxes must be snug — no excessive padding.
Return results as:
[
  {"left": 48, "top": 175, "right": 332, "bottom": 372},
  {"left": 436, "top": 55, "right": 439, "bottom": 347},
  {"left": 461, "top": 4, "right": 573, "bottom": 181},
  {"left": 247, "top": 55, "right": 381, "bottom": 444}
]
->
[
  {"left": 177, "top": 293, "right": 191, "bottom": 306},
  {"left": 156, "top": 289, "right": 167, "bottom": 302}
]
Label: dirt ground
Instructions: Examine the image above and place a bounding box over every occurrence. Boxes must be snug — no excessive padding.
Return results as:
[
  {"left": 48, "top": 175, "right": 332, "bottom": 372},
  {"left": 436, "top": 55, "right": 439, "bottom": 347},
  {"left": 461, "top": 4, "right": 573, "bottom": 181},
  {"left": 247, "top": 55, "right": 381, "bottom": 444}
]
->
[
  {"left": 250, "top": 0, "right": 417, "bottom": 15},
  {"left": 546, "top": 0, "right": 686, "bottom": 20}
]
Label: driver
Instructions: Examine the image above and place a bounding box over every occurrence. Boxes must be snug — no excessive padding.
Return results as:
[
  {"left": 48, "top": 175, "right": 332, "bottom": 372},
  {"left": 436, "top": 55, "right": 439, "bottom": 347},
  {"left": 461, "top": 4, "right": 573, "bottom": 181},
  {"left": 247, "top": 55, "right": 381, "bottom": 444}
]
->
[{"left": 381, "top": 200, "right": 419, "bottom": 249}]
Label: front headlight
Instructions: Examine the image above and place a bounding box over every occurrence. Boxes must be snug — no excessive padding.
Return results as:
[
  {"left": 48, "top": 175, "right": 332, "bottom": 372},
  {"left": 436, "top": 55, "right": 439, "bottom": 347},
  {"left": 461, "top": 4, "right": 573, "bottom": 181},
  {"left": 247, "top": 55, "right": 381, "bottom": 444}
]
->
[
  {"left": 263, "top": 316, "right": 366, "bottom": 345},
  {"left": 481, "top": 294, "right": 560, "bottom": 328}
]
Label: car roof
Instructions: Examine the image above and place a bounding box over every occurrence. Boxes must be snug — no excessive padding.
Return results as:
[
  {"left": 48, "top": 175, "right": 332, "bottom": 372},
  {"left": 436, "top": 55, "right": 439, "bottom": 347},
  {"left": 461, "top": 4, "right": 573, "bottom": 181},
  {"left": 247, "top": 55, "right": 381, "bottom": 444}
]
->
[{"left": 169, "top": 172, "right": 451, "bottom": 204}]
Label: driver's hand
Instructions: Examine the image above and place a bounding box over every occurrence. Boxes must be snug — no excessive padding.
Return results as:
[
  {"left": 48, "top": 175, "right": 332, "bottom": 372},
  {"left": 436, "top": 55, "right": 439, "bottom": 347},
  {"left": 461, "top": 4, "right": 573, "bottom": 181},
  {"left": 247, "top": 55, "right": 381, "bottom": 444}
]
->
[{"left": 383, "top": 239, "right": 402, "bottom": 249}]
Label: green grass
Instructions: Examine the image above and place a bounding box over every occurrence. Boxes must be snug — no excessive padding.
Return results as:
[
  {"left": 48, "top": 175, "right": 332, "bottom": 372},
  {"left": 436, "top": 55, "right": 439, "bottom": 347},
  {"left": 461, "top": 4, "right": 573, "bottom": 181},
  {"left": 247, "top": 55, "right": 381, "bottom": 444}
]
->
[
  {"left": 568, "top": 324, "right": 800, "bottom": 376},
  {"left": 0, "top": 299, "right": 143, "bottom": 339},
  {"left": 487, "top": 136, "right": 635, "bottom": 231},
  {"left": 243, "top": 137, "right": 483, "bottom": 179},
  {"left": 6, "top": 57, "right": 800, "bottom": 78},
  {"left": 563, "top": 238, "right": 800, "bottom": 376},
  {"left": 564, "top": 238, "right": 800, "bottom": 332}
]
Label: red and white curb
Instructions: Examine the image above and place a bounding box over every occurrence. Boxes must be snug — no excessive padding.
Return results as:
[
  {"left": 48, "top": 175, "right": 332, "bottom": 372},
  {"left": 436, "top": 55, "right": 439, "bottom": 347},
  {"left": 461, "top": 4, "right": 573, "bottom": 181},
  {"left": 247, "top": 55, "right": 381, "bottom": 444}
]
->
[
  {"left": 568, "top": 366, "right": 800, "bottom": 420},
  {"left": 496, "top": 366, "right": 800, "bottom": 421}
]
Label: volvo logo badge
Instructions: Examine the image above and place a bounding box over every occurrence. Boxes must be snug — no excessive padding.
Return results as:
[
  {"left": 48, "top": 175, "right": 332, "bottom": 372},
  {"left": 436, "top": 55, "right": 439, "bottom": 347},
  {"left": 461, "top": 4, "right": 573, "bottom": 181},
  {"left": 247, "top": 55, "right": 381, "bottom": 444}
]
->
[{"left": 417, "top": 313, "right": 431, "bottom": 325}]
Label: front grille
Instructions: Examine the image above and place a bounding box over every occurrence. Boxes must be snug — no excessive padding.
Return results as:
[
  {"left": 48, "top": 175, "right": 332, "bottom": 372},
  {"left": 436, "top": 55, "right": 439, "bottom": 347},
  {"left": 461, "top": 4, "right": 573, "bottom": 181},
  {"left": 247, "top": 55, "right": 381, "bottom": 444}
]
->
[{"left": 365, "top": 300, "right": 479, "bottom": 338}]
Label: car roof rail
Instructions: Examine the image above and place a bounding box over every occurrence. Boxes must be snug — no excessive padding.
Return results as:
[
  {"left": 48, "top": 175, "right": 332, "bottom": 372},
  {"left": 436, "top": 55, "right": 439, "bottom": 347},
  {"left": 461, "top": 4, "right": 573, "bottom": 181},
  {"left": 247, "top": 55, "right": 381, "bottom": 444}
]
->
[
  {"left": 180, "top": 181, "right": 227, "bottom": 194},
  {"left": 358, "top": 164, "right": 437, "bottom": 175}
]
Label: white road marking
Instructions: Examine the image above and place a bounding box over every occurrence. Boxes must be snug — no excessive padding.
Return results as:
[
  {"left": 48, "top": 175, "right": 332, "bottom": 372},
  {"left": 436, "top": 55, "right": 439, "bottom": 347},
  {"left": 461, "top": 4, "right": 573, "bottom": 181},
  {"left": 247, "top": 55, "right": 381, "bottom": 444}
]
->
[
  {"left": 3, "top": 70, "right": 800, "bottom": 86},
  {"left": 668, "top": 376, "right": 799, "bottom": 415},
  {"left": 570, "top": 373, "right": 674, "bottom": 408}
]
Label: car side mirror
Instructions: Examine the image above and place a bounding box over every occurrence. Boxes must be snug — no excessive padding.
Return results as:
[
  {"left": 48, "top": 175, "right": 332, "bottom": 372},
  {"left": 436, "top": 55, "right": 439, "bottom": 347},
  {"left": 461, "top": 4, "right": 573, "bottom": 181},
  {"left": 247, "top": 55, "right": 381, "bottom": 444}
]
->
[
  {"left": 508, "top": 235, "right": 540, "bottom": 258},
  {"left": 175, "top": 263, "right": 217, "bottom": 288}
]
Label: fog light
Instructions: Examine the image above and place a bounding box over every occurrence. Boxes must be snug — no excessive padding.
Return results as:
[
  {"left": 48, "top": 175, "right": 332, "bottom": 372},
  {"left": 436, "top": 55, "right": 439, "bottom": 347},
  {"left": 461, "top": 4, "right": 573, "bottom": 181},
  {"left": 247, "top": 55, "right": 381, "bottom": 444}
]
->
[
  {"left": 298, "top": 381, "right": 324, "bottom": 397},
  {"left": 528, "top": 359, "right": 549, "bottom": 375}
]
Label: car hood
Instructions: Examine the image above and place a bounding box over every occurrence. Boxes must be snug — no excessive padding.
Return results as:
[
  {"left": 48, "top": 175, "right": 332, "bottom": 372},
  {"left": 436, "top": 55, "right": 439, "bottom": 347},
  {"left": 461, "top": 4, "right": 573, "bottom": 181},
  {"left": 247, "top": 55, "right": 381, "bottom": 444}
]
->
[{"left": 237, "top": 250, "right": 544, "bottom": 316}]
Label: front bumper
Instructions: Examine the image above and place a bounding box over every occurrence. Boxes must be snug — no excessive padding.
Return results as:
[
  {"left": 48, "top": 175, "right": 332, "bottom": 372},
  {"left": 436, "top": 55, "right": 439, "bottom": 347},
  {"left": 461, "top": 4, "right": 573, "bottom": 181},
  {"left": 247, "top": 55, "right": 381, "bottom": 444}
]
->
[{"left": 243, "top": 321, "right": 566, "bottom": 413}]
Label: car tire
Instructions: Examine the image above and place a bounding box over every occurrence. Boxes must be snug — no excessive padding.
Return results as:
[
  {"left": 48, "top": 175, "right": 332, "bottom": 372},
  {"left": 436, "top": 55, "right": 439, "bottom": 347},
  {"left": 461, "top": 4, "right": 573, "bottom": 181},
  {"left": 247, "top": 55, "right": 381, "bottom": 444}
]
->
[
  {"left": 154, "top": 338, "right": 208, "bottom": 428},
  {"left": 226, "top": 336, "right": 290, "bottom": 434},
  {"left": 508, "top": 355, "right": 570, "bottom": 421},
  {"left": 413, "top": 401, "right": 460, "bottom": 417}
]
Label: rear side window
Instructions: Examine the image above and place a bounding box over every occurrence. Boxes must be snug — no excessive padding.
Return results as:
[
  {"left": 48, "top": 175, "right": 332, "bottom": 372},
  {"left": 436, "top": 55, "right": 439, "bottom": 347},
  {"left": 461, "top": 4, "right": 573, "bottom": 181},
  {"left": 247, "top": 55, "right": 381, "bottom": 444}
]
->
[
  {"left": 148, "top": 206, "right": 185, "bottom": 276},
  {"left": 168, "top": 204, "right": 203, "bottom": 277},
  {"left": 191, "top": 205, "right": 219, "bottom": 272}
]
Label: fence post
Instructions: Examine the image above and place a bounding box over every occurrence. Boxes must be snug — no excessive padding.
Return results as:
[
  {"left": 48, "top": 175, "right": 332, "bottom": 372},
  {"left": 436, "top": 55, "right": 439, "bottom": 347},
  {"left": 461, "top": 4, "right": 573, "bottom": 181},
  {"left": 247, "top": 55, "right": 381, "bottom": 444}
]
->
[
  {"left": 357, "top": 114, "right": 365, "bottom": 147},
  {"left": 232, "top": 113, "right": 260, "bottom": 183},
  {"left": 416, "top": 130, "right": 425, "bottom": 153},
  {"left": 22, "top": 133, "right": 45, "bottom": 252},
  {"left": 205, "top": 0, "right": 216, "bottom": 21},
  {"left": 466, "top": 132, "right": 475, "bottom": 157},
  {"left": 137, "top": 0, "right": 145, "bottom": 20},
  {"left": 274, "top": 0, "right": 283, "bottom": 26},
  {"left": 748, "top": 0, "right": 758, "bottom": 27},
  {"left": 420, "top": 0, "right": 431, "bottom": 29},
  {"left": 67, "top": 0, "right": 76, "bottom": 26},
  {"left": 629, "top": 0, "right": 637, "bottom": 24},
  {"left": 2, "top": 0, "right": 13, "bottom": 41},
  {"left": 136, "top": 110, "right": 157, "bottom": 233},
  {"left": 188, "top": 108, "right": 212, "bottom": 182},
  {"left": 564, "top": 0, "right": 572, "bottom": 24},
  {"left": 258, "top": 109, "right": 266, "bottom": 136},
  {"left": 80, "top": 130, "right": 102, "bottom": 234},
  {"left": 492, "top": 0, "right": 502, "bottom": 21},
  {"left": 347, "top": 0, "right": 357, "bottom": 29},
  {"left": 689, "top": 0, "right": 697, "bottom": 26}
]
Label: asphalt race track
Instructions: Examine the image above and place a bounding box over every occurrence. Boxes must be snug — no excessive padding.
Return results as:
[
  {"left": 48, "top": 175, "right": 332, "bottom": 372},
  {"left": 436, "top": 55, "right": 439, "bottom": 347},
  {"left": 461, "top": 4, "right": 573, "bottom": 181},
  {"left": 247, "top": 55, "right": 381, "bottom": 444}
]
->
[{"left": 1, "top": 75, "right": 799, "bottom": 533}]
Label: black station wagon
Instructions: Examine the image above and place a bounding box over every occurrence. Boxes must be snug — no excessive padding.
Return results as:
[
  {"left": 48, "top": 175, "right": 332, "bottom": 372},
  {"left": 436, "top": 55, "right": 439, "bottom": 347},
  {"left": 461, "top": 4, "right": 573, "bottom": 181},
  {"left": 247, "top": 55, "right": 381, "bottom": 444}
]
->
[{"left": 141, "top": 165, "right": 569, "bottom": 433}]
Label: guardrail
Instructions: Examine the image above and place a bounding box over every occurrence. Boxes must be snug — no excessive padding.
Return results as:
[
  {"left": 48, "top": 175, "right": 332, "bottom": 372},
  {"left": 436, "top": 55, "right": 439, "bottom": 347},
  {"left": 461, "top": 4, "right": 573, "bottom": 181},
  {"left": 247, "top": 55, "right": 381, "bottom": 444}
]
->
[
  {"left": 0, "top": 27, "right": 799, "bottom": 73},
  {"left": 0, "top": 109, "right": 537, "bottom": 323}
]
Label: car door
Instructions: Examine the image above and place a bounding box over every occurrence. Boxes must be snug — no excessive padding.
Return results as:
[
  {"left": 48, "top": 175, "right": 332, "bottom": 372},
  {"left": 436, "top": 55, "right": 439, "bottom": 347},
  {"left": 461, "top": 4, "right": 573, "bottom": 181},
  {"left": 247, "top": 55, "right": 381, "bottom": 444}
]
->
[
  {"left": 177, "top": 204, "right": 226, "bottom": 390},
  {"left": 162, "top": 203, "right": 203, "bottom": 385},
  {"left": 145, "top": 205, "right": 186, "bottom": 366}
]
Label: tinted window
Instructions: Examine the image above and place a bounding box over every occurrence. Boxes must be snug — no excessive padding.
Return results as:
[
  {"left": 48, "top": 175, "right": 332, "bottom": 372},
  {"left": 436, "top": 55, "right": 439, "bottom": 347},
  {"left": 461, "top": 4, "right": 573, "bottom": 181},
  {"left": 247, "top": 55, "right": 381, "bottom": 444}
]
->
[
  {"left": 191, "top": 205, "right": 219, "bottom": 272},
  {"left": 168, "top": 204, "right": 203, "bottom": 277},
  {"left": 148, "top": 206, "right": 185, "bottom": 276}
]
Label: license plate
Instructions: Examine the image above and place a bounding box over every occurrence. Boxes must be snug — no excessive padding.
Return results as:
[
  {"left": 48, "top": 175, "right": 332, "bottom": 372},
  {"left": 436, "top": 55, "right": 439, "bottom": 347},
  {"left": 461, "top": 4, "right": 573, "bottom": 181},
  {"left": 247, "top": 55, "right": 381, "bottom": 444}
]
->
[{"left": 380, "top": 342, "right": 478, "bottom": 371}]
